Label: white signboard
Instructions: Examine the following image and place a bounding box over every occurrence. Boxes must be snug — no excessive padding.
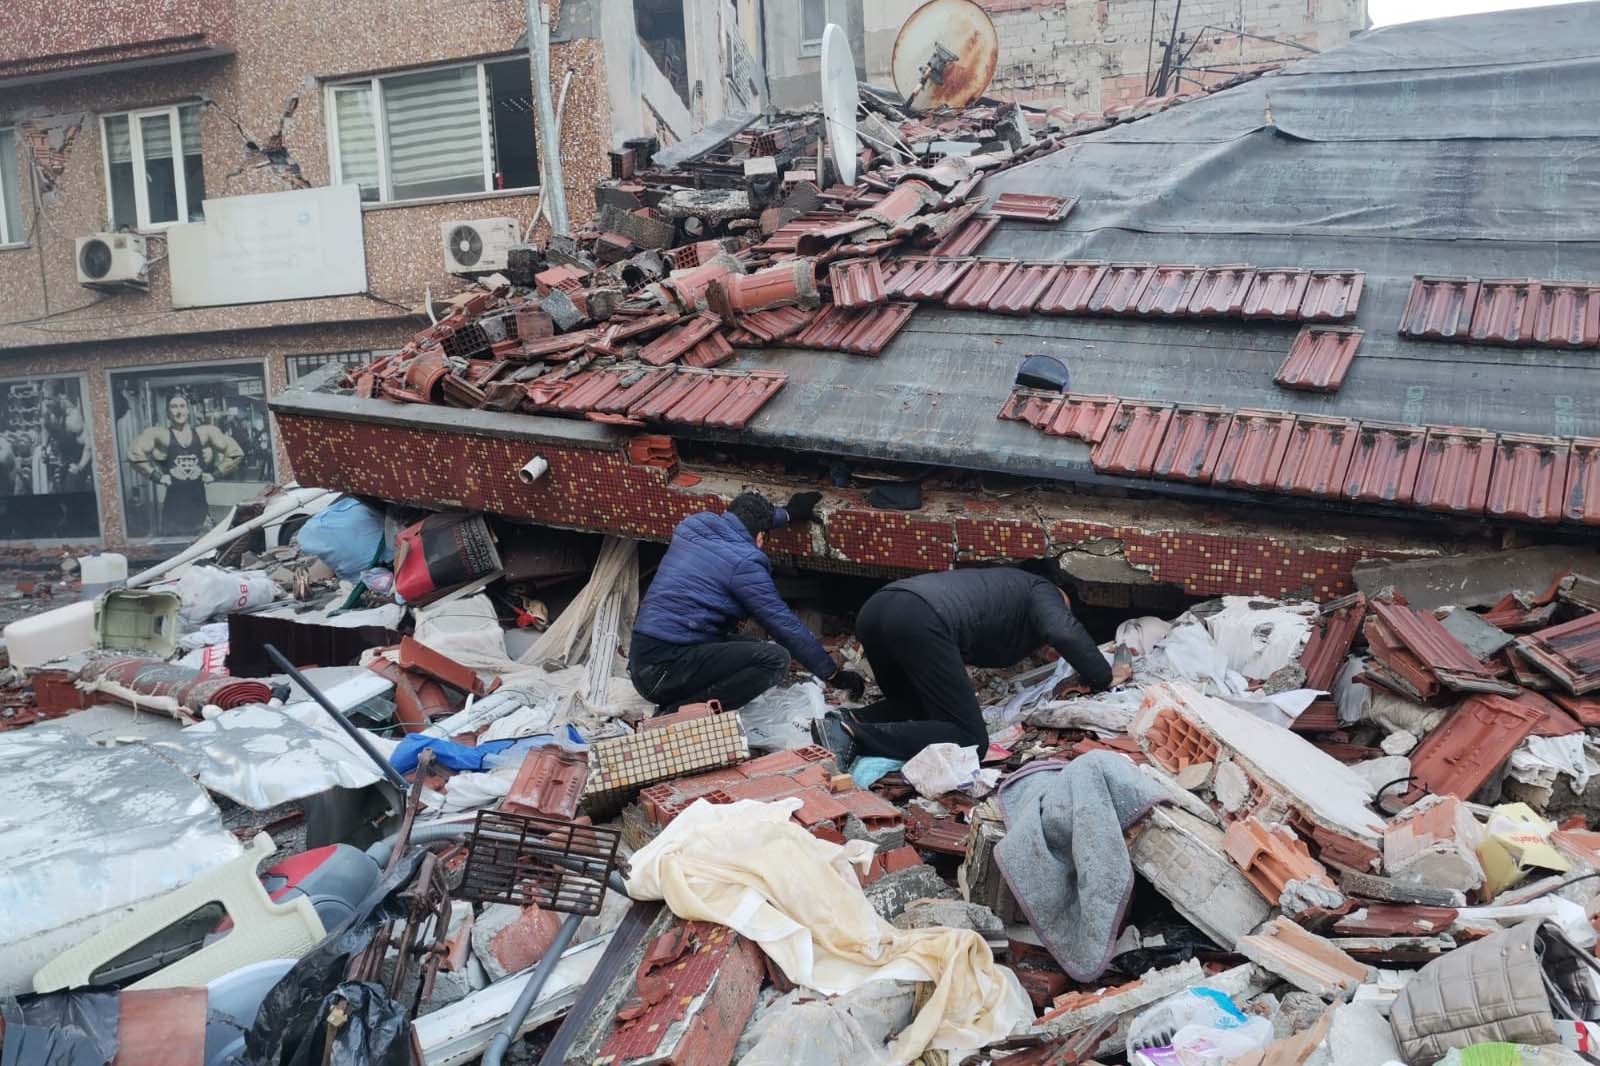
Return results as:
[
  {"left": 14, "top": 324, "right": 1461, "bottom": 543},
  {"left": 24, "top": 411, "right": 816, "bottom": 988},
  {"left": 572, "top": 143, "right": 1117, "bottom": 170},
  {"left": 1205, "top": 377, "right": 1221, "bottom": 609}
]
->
[{"left": 169, "top": 184, "right": 368, "bottom": 308}]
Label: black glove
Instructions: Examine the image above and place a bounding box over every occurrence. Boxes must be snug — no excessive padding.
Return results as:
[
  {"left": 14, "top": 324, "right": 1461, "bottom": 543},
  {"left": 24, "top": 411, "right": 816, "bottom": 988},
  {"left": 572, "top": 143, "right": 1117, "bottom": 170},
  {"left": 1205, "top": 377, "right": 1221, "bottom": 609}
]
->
[
  {"left": 784, "top": 491, "right": 823, "bottom": 523},
  {"left": 828, "top": 668, "right": 867, "bottom": 701}
]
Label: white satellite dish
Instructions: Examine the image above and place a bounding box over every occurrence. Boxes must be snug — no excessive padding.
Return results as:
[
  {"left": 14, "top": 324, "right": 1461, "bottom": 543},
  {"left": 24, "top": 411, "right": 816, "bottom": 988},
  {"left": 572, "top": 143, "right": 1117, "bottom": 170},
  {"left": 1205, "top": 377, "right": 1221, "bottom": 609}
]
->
[{"left": 820, "top": 22, "right": 859, "bottom": 187}]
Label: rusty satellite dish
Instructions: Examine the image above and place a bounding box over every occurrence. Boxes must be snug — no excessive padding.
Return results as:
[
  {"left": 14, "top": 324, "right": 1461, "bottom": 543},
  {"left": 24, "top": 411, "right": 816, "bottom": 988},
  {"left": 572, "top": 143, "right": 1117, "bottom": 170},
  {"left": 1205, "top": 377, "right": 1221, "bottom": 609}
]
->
[{"left": 891, "top": 0, "right": 1000, "bottom": 112}]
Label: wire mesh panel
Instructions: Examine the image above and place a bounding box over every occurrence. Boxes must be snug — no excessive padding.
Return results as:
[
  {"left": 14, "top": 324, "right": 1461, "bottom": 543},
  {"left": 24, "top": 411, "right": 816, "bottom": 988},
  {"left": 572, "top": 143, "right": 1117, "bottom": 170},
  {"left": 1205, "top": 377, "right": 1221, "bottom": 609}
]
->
[
  {"left": 460, "top": 810, "right": 622, "bottom": 916},
  {"left": 582, "top": 710, "right": 749, "bottom": 811}
]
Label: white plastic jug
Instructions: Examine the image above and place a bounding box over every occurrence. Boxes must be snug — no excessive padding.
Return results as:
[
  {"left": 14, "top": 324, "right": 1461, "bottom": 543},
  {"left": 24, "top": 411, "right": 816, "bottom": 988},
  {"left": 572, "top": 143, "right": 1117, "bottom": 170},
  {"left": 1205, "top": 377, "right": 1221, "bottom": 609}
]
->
[
  {"left": 4, "top": 600, "right": 97, "bottom": 668},
  {"left": 79, "top": 553, "right": 128, "bottom": 586}
]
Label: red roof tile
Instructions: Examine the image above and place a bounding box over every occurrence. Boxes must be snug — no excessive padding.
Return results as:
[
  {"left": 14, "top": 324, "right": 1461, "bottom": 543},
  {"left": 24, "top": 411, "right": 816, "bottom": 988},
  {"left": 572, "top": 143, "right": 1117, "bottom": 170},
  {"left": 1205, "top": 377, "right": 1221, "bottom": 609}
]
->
[
  {"left": 1368, "top": 595, "right": 1505, "bottom": 689},
  {"left": 998, "top": 388, "right": 1061, "bottom": 427},
  {"left": 1035, "top": 261, "right": 1111, "bottom": 315},
  {"left": 989, "top": 262, "right": 1066, "bottom": 315},
  {"left": 756, "top": 212, "right": 849, "bottom": 253},
  {"left": 1487, "top": 433, "right": 1570, "bottom": 523},
  {"left": 1042, "top": 393, "right": 1122, "bottom": 443},
  {"left": 1187, "top": 265, "right": 1257, "bottom": 317},
  {"left": 1298, "top": 270, "right": 1365, "bottom": 322},
  {"left": 1276, "top": 415, "right": 1359, "bottom": 498},
  {"left": 828, "top": 257, "right": 889, "bottom": 309},
  {"left": 838, "top": 302, "right": 917, "bottom": 356},
  {"left": 1242, "top": 269, "right": 1311, "bottom": 320},
  {"left": 1515, "top": 613, "right": 1600, "bottom": 695},
  {"left": 1136, "top": 265, "right": 1205, "bottom": 317},
  {"left": 639, "top": 312, "right": 722, "bottom": 366},
  {"left": 1525, "top": 282, "right": 1600, "bottom": 348},
  {"left": 1414, "top": 426, "right": 1496, "bottom": 515},
  {"left": 1090, "top": 401, "right": 1174, "bottom": 476},
  {"left": 1397, "top": 694, "right": 1543, "bottom": 805},
  {"left": 945, "top": 259, "right": 1021, "bottom": 311},
  {"left": 1468, "top": 279, "right": 1538, "bottom": 345},
  {"left": 1300, "top": 592, "right": 1368, "bottom": 691},
  {"left": 1564, "top": 438, "right": 1600, "bottom": 526},
  {"left": 928, "top": 215, "right": 998, "bottom": 256},
  {"left": 885, "top": 257, "right": 975, "bottom": 301},
  {"left": 1275, "top": 327, "right": 1363, "bottom": 393},
  {"left": 682, "top": 332, "right": 734, "bottom": 369},
  {"left": 1399, "top": 276, "right": 1480, "bottom": 340},
  {"left": 859, "top": 179, "right": 939, "bottom": 227},
  {"left": 1213, "top": 408, "right": 1295, "bottom": 491},
  {"left": 1150, "top": 404, "right": 1232, "bottom": 483},
  {"left": 733, "top": 305, "right": 815, "bottom": 344},
  {"left": 1086, "top": 264, "right": 1157, "bottom": 315},
  {"left": 501, "top": 747, "right": 589, "bottom": 820},
  {"left": 989, "top": 192, "right": 1076, "bottom": 222},
  {"left": 1342, "top": 421, "right": 1426, "bottom": 506},
  {"left": 791, "top": 304, "right": 857, "bottom": 349}
]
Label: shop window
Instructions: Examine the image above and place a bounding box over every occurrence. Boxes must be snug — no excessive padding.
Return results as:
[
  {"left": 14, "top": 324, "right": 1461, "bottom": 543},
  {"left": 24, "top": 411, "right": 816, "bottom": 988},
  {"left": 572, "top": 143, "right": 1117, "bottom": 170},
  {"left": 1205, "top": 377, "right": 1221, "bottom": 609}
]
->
[
  {"left": 102, "top": 104, "right": 205, "bottom": 230},
  {"left": 328, "top": 58, "right": 538, "bottom": 204},
  {"left": 0, "top": 376, "right": 101, "bottom": 541},
  {"left": 287, "top": 351, "right": 379, "bottom": 383}
]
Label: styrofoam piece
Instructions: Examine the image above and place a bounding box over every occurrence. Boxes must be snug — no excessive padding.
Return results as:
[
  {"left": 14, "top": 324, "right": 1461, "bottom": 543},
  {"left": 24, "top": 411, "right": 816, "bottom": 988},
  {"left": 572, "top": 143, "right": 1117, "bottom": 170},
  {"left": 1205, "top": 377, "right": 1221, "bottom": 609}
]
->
[
  {"left": 3, "top": 600, "right": 96, "bottom": 668},
  {"left": 33, "top": 832, "right": 325, "bottom": 992},
  {"left": 1131, "top": 806, "right": 1271, "bottom": 950}
]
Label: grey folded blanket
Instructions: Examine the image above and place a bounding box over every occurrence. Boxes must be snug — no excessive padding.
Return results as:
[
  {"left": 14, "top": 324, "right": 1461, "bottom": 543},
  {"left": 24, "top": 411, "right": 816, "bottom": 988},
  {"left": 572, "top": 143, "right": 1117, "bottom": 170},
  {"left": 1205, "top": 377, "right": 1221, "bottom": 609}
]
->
[{"left": 995, "top": 751, "right": 1168, "bottom": 982}]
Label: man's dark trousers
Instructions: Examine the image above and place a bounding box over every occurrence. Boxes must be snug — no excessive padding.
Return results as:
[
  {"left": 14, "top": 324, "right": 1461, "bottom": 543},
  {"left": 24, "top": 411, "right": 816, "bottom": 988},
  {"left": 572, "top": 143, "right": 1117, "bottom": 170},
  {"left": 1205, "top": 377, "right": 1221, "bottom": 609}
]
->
[{"left": 629, "top": 632, "right": 790, "bottom": 711}]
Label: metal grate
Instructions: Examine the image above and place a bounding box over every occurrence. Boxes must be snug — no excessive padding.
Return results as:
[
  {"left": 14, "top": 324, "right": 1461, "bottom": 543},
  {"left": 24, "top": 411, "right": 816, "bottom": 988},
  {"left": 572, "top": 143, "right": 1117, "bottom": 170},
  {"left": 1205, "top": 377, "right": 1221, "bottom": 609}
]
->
[{"left": 460, "top": 810, "right": 622, "bottom": 916}]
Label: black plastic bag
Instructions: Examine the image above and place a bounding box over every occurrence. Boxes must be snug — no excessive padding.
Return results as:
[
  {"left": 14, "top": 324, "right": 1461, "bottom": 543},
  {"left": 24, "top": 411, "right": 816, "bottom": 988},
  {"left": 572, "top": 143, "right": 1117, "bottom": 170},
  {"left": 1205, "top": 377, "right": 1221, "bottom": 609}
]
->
[
  {"left": 282, "top": 983, "right": 410, "bottom": 1066},
  {"left": 0, "top": 991, "right": 119, "bottom": 1066}
]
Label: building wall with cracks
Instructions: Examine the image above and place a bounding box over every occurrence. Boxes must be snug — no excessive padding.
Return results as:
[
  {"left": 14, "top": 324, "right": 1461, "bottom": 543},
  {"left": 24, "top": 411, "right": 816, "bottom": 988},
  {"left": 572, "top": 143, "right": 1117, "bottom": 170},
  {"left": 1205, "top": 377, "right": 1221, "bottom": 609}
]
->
[{"left": 0, "top": 0, "right": 623, "bottom": 547}]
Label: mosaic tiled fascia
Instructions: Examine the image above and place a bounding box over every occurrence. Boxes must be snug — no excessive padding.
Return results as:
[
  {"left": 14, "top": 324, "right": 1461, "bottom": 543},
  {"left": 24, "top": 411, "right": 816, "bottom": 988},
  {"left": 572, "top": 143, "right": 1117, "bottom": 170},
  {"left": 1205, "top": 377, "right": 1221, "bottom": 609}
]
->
[{"left": 278, "top": 412, "right": 1435, "bottom": 601}]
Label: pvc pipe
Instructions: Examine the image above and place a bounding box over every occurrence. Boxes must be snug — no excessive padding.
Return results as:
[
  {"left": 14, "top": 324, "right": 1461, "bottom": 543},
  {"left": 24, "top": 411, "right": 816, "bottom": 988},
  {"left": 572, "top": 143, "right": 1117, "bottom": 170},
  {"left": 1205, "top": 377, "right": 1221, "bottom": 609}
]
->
[
  {"left": 481, "top": 912, "right": 583, "bottom": 1066},
  {"left": 365, "top": 821, "right": 473, "bottom": 866},
  {"left": 127, "top": 487, "right": 337, "bottom": 587},
  {"left": 518, "top": 456, "right": 549, "bottom": 484}
]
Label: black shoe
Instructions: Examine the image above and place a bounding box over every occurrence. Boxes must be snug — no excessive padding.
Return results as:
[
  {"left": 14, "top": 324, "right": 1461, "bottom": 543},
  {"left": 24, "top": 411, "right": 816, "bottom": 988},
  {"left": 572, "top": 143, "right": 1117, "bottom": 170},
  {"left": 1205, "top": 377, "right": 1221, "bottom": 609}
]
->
[{"left": 811, "top": 711, "right": 855, "bottom": 769}]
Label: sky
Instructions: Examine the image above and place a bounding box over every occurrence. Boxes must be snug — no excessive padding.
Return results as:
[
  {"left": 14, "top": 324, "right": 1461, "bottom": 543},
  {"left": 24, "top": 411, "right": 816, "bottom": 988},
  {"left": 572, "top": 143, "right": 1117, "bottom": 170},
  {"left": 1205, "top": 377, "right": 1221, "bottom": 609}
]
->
[{"left": 1368, "top": 0, "right": 1589, "bottom": 25}]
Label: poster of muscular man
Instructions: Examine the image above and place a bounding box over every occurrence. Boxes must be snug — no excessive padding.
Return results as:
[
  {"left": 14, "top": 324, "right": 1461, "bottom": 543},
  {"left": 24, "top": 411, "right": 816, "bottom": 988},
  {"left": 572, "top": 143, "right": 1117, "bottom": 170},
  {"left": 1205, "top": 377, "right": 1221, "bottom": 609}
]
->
[
  {"left": 0, "top": 375, "right": 101, "bottom": 541},
  {"left": 111, "top": 362, "right": 275, "bottom": 539}
]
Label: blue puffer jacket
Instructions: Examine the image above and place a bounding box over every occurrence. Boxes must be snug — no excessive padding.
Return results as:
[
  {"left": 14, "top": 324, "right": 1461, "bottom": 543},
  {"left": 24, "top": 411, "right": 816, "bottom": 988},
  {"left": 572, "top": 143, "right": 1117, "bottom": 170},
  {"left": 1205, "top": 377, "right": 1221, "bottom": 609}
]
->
[{"left": 633, "top": 511, "right": 836, "bottom": 678}]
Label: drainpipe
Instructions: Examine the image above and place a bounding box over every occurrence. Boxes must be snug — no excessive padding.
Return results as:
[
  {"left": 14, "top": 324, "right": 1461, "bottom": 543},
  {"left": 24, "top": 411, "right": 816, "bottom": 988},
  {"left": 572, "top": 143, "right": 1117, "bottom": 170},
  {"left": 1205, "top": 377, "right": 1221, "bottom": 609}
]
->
[{"left": 527, "top": 0, "right": 570, "bottom": 235}]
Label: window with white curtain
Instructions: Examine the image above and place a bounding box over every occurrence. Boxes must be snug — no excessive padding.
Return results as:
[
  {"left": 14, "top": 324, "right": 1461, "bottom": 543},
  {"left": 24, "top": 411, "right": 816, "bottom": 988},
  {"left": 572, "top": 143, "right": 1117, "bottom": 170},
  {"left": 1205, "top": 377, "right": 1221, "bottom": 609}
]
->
[
  {"left": 327, "top": 57, "right": 538, "bottom": 205},
  {"left": 0, "top": 128, "right": 23, "bottom": 246},
  {"left": 101, "top": 104, "right": 205, "bottom": 230}
]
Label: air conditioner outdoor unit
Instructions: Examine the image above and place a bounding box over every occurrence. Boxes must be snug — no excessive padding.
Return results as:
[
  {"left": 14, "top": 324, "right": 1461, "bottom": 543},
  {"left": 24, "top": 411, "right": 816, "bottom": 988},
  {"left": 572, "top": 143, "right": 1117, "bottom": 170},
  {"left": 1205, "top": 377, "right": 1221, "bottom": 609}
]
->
[
  {"left": 76, "top": 233, "right": 149, "bottom": 289},
  {"left": 441, "top": 218, "right": 519, "bottom": 274}
]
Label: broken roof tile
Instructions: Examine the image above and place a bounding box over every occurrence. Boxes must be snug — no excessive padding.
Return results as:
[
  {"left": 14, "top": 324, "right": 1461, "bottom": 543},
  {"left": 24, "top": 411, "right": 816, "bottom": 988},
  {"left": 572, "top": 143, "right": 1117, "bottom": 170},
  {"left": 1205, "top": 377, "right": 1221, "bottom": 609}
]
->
[
  {"left": 1468, "top": 278, "right": 1538, "bottom": 345},
  {"left": 1301, "top": 592, "right": 1369, "bottom": 691},
  {"left": 1212, "top": 408, "right": 1295, "bottom": 491},
  {"left": 1343, "top": 421, "right": 1426, "bottom": 506},
  {"left": 1090, "top": 401, "right": 1173, "bottom": 476},
  {"left": 1564, "top": 438, "right": 1600, "bottom": 526},
  {"left": 1242, "top": 269, "right": 1311, "bottom": 320},
  {"left": 1150, "top": 404, "right": 1233, "bottom": 483},
  {"left": 945, "top": 259, "right": 1021, "bottom": 311},
  {"left": 1235, "top": 918, "right": 1369, "bottom": 997},
  {"left": 1086, "top": 264, "right": 1157, "bottom": 315},
  {"left": 927, "top": 214, "right": 998, "bottom": 256},
  {"left": 682, "top": 332, "right": 734, "bottom": 369},
  {"left": 1487, "top": 433, "right": 1570, "bottom": 523},
  {"left": 1275, "top": 326, "right": 1363, "bottom": 393},
  {"left": 501, "top": 747, "right": 590, "bottom": 820},
  {"left": 1298, "top": 270, "right": 1365, "bottom": 322},
  {"left": 1186, "top": 265, "right": 1258, "bottom": 317},
  {"left": 638, "top": 312, "right": 722, "bottom": 366},
  {"left": 1369, "top": 596, "right": 1502, "bottom": 689},
  {"left": 1515, "top": 612, "right": 1600, "bottom": 695},
  {"left": 1276, "top": 415, "right": 1359, "bottom": 498},
  {"left": 1396, "top": 694, "right": 1543, "bottom": 805},
  {"left": 756, "top": 212, "right": 848, "bottom": 253},
  {"left": 1414, "top": 426, "right": 1496, "bottom": 515},
  {"left": 1042, "top": 393, "right": 1121, "bottom": 442},
  {"left": 828, "top": 257, "right": 889, "bottom": 310},
  {"left": 989, "top": 192, "right": 1076, "bottom": 222},
  {"left": 885, "top": 257, "right": 975, "bottom": 301},
  {"left": 1525, "top": 281, "right": 1600, "bottom": 348},
  {"left": 989, "top": 262, "right": 1065, "bottom": 315},
  {"left": 1000, "top": 388, "right": 1063, "bottom": 429},
  {"left": 734, "top": 305, "right": 815, "bottom": 344},
  {"left": 1136, "top": 265, "right": 1205, "bottom": 317},
  {"left": 1035, "top": 261, "right": 1111, "bottom": 315},
  {"left": 839, "top": 302, "right": 917, "bottom": 356},
  {"left": 1399, "top": 276, "right": 1480, "bottom": 340}
]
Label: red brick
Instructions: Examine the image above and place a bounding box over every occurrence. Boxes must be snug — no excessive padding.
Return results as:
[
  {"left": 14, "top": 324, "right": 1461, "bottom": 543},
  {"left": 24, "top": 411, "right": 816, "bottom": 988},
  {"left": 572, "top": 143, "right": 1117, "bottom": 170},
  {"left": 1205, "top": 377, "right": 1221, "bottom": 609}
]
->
[
  {"left": 836, "top": 789, "right": 903, "bottom": 828},
  {"left": 722, "top": 776, "right": 805, "bottom": 803},
  {"left": 881, "top": 845, "right": 922, "bottom": 872},
  {"left": 791, "top": 787, "right": 850, "bottom": 828},
  {"left": 738, "top": 750, "right": 809, "bottom": 778},
  {"left": 487, "top": 906, "right": 563, "bottom": 975}
]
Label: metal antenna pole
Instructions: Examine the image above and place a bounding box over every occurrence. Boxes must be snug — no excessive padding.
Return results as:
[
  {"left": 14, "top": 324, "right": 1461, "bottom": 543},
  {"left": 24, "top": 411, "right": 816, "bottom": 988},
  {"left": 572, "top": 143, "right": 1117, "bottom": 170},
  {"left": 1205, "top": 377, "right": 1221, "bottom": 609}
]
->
[{"left": 527, "top": 0, "right": 569, "bottom": 235}]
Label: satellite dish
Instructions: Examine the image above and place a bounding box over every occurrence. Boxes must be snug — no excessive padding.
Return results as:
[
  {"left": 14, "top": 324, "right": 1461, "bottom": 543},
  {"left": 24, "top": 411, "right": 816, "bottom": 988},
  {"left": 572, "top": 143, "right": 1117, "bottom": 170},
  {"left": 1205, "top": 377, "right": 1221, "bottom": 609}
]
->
[
  {"left": 820, "top": 23, "right": 859, "bottom": 187},
  {"left": 891, "top": 0, "right": 999, "bottom": 112}
]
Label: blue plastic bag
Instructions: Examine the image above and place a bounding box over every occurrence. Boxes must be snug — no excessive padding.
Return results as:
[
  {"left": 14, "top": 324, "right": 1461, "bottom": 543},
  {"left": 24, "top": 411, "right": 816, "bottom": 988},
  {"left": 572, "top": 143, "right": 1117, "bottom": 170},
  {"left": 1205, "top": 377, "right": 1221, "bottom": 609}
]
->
[
  {"left": 390, "top": 733, "right": 517, "bottom": 774},
  {"left": 297, "top": 497, "right": 392, "bottom": 582}
]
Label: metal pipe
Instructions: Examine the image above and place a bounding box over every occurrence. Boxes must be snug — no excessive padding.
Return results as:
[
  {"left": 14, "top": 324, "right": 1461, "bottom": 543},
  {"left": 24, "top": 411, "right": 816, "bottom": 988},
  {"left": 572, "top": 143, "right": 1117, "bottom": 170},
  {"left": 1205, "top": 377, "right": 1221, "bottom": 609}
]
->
[
  {"left": 526, "top": 0, "right": 569, "bottom": 235},
  {"left": 265, "top": 643, "right": 409, "bottom": 795},
  {"left": 481, "top": 912, "right": 584, "bottom": 1066}
]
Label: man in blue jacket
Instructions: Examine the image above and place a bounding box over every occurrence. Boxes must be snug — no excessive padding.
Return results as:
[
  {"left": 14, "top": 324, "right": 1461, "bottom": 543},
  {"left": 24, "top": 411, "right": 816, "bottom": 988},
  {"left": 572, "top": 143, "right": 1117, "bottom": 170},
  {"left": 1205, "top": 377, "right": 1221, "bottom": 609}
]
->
[{"left": 629, "top": 492, "right": 866, "bottom": 713}]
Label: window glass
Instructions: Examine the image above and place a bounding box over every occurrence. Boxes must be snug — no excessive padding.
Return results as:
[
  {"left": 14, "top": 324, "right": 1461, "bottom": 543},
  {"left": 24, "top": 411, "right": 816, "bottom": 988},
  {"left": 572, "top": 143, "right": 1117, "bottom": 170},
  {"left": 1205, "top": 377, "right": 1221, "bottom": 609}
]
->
[
  {"left": 104, "top": 114, "right": 138, "bottom": 229},
  {"left": 485, "top": 59, "right": 537, "bottom": 191},
  {"left": 382, "top": 65, "right": 485, "bottom": 201},
  {"left": 332, "top": 86, "right": 381, "bottom": 201},
  {"left": 180, "top": 104, "right": 206, "bottom": 220},
  {"left": 138, "top": 112, "right": 180, "bottom": 225},
  {"left": 0, "top": 128, "right": 21, "bottom": 244},
  {"left": 802, "top": 0, "right": 826, "bottom": 42},
  {"left": 0, "top": 376, "right": 101, "bottom": 541}
]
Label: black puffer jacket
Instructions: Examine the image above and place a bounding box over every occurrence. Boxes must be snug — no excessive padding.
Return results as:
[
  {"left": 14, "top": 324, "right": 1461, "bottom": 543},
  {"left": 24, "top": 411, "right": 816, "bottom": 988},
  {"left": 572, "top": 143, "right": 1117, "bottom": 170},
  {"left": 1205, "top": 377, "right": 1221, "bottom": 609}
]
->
[{"left": 882, "top": 568, "right": 1112, "bottom": 689}]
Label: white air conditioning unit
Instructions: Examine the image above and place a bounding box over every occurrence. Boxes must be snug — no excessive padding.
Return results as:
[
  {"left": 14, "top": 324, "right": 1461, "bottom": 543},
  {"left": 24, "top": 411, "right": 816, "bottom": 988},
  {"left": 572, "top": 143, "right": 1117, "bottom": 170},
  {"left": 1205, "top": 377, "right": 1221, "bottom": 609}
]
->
[
  {"left": 76, "top": 233, "right": 149, "bottom": 289},
  {"left": 441, "top": 218, "right": 519, "bottom": 274}
]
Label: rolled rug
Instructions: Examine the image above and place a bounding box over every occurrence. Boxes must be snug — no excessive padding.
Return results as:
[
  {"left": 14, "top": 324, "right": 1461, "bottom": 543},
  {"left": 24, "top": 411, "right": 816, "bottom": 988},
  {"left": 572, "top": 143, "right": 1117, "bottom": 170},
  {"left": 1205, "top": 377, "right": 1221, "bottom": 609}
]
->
[{"left": 77, "top": 656, "right": 273, "bottom": 718}]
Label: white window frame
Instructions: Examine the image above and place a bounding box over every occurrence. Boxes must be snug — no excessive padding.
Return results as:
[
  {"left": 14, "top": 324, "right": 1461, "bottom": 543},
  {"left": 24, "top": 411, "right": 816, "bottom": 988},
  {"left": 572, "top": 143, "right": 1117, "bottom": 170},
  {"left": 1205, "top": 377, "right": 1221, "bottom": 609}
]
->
[
  {"left": 326, "top": 56, "right": 539, "bottom": 207},
  {"left": 0, "top": 126, "right": 22, "bottom": 247},
  {"left": 99, "top": 104, "right": 200, "bottom": 233}
]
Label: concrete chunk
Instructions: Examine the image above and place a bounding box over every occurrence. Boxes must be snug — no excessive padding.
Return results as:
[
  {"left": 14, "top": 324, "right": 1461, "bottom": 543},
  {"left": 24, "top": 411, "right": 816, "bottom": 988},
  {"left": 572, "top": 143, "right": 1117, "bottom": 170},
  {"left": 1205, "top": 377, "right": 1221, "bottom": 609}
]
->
[
  {"left": 1236, "top": 918, "right": 1371, "bottom": 998},
  {"left": 1131, "top": 806, "right": 1271, "bottom": 951}
]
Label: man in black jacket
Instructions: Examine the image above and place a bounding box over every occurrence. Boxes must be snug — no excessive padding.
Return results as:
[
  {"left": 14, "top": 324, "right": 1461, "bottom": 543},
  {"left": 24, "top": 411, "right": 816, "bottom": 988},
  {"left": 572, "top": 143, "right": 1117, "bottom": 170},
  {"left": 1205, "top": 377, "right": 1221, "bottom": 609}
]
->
[{"left": 815, "top": 568, "right": 1113, "bottom": 762}]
